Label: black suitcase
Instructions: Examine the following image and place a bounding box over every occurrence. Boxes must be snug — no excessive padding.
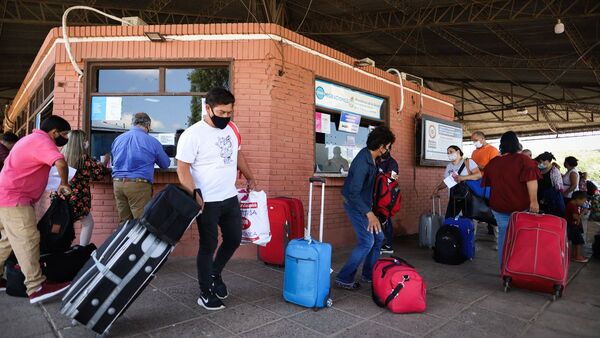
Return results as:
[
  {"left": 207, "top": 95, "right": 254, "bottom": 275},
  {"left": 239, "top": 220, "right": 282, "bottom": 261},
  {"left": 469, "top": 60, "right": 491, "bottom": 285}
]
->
[
  {"left": 61, "top": 185, "right": 200, "bottom": 335},
  {"left": 61, "top": 221, "right": 172, "bottom": 334}
]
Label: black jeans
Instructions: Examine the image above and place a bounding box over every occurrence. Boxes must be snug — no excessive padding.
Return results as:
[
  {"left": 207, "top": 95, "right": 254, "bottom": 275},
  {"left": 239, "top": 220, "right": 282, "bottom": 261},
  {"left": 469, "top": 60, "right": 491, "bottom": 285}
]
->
[{"left": 196, "top": 196, "right": 242, "bottom": 292}]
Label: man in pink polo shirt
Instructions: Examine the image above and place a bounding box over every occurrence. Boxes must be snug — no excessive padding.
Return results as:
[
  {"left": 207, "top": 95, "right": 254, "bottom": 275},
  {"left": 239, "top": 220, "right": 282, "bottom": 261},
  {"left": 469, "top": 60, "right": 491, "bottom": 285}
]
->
[{"left": 0, "top": 116, "right": 74, "bottom": 304}]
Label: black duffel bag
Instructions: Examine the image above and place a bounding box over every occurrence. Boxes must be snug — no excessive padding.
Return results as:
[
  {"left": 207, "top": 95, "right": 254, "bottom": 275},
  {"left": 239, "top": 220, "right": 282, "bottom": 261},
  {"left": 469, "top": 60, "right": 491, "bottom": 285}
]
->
[
  {"left": 6, "top": 244, "right": 97, "bottom": 297},
  {"left": 449, "top": 183, "right": 496, "bottom": 226},
  {"left": 139, "top": 184, "right": 202, "bottom": 245}
]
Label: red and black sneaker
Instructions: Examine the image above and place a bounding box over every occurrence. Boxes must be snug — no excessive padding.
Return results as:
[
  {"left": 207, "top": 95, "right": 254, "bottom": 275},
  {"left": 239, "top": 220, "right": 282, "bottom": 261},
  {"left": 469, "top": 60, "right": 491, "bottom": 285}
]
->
[{"left": 29, "top": 281, "right": 71, "bottom": 304}]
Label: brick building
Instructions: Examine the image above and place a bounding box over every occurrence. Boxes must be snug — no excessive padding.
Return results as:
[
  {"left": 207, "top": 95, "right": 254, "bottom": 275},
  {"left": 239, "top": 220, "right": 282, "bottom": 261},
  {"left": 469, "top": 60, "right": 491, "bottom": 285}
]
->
[{"left": 4, "top": 23, "right": 454, "bottom": 257}]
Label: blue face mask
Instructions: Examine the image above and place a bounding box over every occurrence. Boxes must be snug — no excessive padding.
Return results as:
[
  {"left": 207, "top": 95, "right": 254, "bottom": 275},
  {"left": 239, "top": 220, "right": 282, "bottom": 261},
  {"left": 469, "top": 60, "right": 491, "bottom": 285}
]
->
[{"left": 538, "top": 163, "right": 546, "bottom": 170}]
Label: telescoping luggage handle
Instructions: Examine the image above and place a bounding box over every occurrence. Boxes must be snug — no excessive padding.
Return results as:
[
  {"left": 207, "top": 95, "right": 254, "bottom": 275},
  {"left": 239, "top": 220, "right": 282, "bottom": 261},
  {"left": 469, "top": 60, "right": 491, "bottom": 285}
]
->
[
  {"left": 432, "top": 195, "right": 441, "bottom": 216},
  {"left": 306, "top": 177, "right": 326, "bottom": 242}
]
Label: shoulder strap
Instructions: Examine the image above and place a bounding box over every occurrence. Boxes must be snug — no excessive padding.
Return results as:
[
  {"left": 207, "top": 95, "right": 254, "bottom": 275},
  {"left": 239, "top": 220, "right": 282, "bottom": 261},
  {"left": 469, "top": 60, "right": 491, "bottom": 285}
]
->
[
  {"left": 458, "top": 160, "right": 466, "bottom": 175},
  {"left": 228, "top": 121, "right": 241, "bottom": 146},
  {"left": 384, "top": 283, "right": 404, "bottom": 306}
]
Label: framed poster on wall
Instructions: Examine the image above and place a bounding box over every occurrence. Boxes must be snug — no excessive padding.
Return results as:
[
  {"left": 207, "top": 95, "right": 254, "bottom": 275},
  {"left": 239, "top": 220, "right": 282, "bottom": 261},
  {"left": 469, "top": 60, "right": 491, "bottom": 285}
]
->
[{"left": 416, "top": 114, "right": 463, "bottom": 167}]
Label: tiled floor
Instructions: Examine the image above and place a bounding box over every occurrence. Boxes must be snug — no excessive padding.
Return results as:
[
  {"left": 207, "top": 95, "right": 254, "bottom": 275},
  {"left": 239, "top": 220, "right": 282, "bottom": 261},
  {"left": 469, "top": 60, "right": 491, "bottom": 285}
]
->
[{"left": 2, "top": 224, "right": 599, "bottom": 338}]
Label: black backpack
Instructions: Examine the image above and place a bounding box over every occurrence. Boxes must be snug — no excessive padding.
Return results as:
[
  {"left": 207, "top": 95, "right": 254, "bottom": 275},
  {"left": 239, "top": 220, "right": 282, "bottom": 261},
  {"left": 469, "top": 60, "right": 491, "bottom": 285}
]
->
[
  {"left": 38, "top": 198, "right": 75, "bottom": 254},
  {"left": 433, "top": 225, "right": 465, "bottom": 265}
]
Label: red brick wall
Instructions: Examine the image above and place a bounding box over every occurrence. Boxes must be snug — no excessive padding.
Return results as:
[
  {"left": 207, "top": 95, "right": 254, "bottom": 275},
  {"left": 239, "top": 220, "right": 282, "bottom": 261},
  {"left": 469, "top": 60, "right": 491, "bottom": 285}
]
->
[{"left": 11, "top": 23, "right": 454, "bottom": 258}]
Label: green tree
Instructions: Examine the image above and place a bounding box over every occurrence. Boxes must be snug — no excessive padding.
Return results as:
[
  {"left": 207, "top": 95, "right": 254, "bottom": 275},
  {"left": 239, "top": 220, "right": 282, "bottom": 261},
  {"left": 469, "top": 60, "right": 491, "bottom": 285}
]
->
[{"left": 187, "top": 68, "right": 229, "bottom": 126}]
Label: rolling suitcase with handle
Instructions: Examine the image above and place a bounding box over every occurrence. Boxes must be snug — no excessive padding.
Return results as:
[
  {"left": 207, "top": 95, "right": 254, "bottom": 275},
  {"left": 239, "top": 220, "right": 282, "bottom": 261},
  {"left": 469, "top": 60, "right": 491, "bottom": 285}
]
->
[
  {"left": 443, "top": 216, "right": 476, "bottom": 260},
  {"left": 259, "top": 198, "right": 293, "bottom": 265},
  {"left": 60, "top": 184, "right": 201, "bottom": 335},
  {"left": 501, "top": 212, "right": 569, "bottom": 301},
  {"left": 283, "top": 177, "right": 333, "bottom": 309},
  {"left": 419, "top": 196, "right": 443, "bottom": 248}
]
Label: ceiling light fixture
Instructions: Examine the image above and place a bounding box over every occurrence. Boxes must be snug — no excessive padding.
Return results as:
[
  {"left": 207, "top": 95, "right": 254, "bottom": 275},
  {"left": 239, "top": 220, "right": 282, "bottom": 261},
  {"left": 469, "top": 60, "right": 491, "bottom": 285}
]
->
[
  {"left": 144, "top": 32, "right": 166, "bottom": 42},
  {"left": 554, "top": 19, "right": 565, "bottom": 34}
]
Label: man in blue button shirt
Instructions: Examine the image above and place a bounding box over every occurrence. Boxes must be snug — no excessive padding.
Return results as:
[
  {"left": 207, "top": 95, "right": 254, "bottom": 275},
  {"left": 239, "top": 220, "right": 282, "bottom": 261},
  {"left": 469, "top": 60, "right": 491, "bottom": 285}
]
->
[
  {"left": 111, "top": 112, "right": 170, "bottom": 222},
  {"left": 335, "top": 126, "right": 396, "bottom": 290}
]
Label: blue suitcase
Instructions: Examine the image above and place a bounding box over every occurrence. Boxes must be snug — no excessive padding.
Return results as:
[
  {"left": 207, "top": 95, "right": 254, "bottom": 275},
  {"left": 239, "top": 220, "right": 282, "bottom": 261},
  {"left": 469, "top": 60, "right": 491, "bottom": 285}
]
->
[
  {"left": 283, "top": 177, "right": 333, "bottom": 309},
  {"left": 443, "top": 217, "right": 476, "bottom": 260}
]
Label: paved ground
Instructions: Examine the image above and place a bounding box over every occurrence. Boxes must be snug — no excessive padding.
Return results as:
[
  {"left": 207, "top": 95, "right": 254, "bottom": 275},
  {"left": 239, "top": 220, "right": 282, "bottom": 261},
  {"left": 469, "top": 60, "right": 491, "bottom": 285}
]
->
[{"left": 2, "top": 224, "right": 599, "bottom": 338}]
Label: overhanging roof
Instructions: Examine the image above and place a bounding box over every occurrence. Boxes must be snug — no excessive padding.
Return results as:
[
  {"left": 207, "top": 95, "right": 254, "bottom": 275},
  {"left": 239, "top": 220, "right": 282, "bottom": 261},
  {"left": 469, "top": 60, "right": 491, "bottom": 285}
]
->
[{"left": 1, "top": 0, "right": 599, "bottom": 137}]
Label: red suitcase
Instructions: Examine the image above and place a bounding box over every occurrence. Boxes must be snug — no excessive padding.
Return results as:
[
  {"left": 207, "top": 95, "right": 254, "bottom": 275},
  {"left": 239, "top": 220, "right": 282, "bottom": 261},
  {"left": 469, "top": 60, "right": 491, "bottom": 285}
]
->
[
  {"left": 501, "top": 212, "right": 569, "bottom": 300},
  {"left": 258, "top": 197, "right": 305, "bottom": 265}
]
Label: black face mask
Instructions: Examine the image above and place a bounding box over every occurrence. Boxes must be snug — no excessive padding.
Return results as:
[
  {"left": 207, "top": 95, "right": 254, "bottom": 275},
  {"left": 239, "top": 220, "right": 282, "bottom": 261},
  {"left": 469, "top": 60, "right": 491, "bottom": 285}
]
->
[
  {"left": 209, "top": 110, "right": 231, "bottom": 130},
  {"left": 55, "top": 135, "right": 68, "bottom": 147},
  {"left": 380, "top": 151, "right": 391, "bottom": 160}
]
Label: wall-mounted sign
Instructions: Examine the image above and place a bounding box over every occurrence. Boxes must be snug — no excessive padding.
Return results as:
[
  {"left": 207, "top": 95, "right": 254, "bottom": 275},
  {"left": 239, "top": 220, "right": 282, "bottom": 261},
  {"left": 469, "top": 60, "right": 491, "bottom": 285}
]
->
[
  {"left": 315, "top": 112, "right": 331, "bottom": 134},
  {"left": 339, "top": 111, "right": 361, "bottom": 133},
  {"left": 315, "top": 79, "right": 384, "bottom": 119},
  {"left": 423, "top": 119, "right": 463, "bottom": 162}
]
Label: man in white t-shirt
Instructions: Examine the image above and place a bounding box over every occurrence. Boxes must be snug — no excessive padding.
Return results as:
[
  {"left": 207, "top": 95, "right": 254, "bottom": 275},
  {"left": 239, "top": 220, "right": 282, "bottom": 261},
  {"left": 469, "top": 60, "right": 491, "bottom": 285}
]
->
[{"left": 176, "top": 88, "right": 256, "bottom": 311}]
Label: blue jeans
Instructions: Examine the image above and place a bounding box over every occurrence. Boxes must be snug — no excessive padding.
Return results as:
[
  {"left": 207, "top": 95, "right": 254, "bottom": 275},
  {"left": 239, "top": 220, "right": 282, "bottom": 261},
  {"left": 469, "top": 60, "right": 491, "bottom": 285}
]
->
[
  {"left": 491, "top": 210, "right": 511, "bottom": 266},
  {"left": 336, "top": 204, "right": 384, "bottom": 283}
]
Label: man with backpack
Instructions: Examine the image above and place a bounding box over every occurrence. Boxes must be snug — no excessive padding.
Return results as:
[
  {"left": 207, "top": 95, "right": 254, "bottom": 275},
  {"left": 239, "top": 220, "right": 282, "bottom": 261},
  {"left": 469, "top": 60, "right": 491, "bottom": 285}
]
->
[
  {"left": 335, "top": 126, "right": 396, "bottom": 290},
  {"left": 176, "top": 88, "right": 256, "bottom": 311},
  {"left": 376, "top": 150, "right": 400, "bottom": 254}
]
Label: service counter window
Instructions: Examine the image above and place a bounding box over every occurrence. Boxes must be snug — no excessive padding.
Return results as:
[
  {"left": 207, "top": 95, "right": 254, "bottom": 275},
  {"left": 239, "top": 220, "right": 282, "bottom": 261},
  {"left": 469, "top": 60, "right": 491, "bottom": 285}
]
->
[
  {"left": 314, "top": 79, "right": 387, "bottom": 175},
  {"left": 88, "top": 65, "right": 230, "bottom": 168}
]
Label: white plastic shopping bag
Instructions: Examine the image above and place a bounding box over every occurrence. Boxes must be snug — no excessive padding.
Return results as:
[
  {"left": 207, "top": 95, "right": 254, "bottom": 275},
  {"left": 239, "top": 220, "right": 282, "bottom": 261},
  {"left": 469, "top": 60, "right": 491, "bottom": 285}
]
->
[{"left": 238, "top": 189, "right": 271, "bottom": 246}]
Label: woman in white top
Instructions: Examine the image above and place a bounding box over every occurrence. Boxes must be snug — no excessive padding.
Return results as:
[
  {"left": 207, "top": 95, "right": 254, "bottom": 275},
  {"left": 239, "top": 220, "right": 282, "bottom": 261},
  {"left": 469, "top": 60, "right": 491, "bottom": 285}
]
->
[
  {"left": 433, "top": 145, "right": 482, "bottom": 218},
  {"left": 562, "top": 156, "right": 580, "bottom": 202}
]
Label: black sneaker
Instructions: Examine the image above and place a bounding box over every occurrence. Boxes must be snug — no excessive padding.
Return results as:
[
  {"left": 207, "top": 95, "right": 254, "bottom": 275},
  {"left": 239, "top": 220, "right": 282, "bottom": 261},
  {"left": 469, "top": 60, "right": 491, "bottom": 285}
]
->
[
  {"left": 198, "top": 291, "right": 225, "bottom": 311},
  {"left": 335, "top": 280, "right": 361, "bottom": 290},
  {"left": 211, "top": 274, "right": 228, "bottom": 300},
  {"left": 380, "top": 245, "right": 394, "bottom": 254}
]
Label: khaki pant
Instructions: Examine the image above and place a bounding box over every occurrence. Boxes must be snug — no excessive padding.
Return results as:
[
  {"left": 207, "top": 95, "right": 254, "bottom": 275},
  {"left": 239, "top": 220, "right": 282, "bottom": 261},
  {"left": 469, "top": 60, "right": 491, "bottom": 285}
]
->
[
  {"left": 0, "top": 206, "right": 45, "bottom": 295},
  {"left": 113, "top": 181, "right": 152, "bottom": 222}
]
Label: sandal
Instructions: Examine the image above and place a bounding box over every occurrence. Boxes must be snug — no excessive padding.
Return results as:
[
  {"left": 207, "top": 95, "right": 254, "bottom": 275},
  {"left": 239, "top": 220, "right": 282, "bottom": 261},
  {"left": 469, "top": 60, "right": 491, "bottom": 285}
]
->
[{"left": 574, "top": 257, "right": 589, "bottom": 263}]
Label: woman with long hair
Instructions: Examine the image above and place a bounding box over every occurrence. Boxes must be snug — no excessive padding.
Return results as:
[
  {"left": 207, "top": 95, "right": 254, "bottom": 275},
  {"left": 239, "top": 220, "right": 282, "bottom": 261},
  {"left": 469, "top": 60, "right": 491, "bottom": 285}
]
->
[
  {"left": 51, "top": 130, "right": 107, "bottom": 245},
  {"left": 482, "top": 131, "right": 540, "bottom": 264}
]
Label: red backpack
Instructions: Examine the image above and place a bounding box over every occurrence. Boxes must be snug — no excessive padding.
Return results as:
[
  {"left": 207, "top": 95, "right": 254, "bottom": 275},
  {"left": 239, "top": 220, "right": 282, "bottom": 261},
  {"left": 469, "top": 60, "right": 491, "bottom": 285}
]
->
[{"left": 373, "top": 172, "right": 402, "bottom": 218}]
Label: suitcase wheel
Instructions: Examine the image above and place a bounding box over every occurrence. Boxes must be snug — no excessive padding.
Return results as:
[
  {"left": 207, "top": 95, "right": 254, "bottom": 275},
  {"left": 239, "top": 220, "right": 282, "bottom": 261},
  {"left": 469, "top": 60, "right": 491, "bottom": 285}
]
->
[
  {"left": 552, "top": 285, "right": 563, "bottom": 302},
  {"left": 326, "top": 298, "right": 333, "bottom": 308},
  {"left": 503, "top": 277, "right": 511, "bottom": 293}
]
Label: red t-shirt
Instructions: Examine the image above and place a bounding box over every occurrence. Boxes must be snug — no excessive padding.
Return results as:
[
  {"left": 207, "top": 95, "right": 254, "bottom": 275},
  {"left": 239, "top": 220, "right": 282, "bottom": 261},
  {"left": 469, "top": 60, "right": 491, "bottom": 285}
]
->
[
  {"left": 565, "top": 202, "right": 580, "bottom": 226},
  {"left": 482, "top": 153, "right": 541, "bottom": 213}
]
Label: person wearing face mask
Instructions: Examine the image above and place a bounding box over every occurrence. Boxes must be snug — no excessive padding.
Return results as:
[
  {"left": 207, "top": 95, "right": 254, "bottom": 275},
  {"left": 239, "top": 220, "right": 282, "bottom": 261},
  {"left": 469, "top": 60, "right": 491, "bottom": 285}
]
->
[
  {"left": 50, "top": 130, "right": 108, "bottom": 246},
  {"left": 482, "top": 131, "right": 540, "bottom": 265},
  {"left": 176, "top": 88, "right": 256, "bottom": 311},
  {"left": 432, "top": 145, "right": 482, "bottom": 218},
  {"left": 534, "top": 152, "right": 565, "bottom": 217},
  {"left": 111, "top": 112, "right": 170, "bottom": 222},
  {"left": 470, "top": 131, "right": 499, "bottom": 172},
  {"left": 0, "top": 115, "right": 73, "bottom": 304},
  {"left": 335, "top": 126, "right": 396, "bottom": 291}
]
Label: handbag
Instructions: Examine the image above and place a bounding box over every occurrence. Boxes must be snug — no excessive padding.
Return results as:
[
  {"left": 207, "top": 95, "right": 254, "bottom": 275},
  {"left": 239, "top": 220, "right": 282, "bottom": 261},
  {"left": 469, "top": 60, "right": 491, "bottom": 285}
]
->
[{"left": 237, "top": 189, "right": 272, "bottom": 246}]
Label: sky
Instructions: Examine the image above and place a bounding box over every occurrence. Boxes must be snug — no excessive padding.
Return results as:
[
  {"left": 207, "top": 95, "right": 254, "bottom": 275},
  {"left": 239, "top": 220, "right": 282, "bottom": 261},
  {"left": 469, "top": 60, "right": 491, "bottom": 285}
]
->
[{"left": 462, "top": 131, "right": 600, "bottom": 157}]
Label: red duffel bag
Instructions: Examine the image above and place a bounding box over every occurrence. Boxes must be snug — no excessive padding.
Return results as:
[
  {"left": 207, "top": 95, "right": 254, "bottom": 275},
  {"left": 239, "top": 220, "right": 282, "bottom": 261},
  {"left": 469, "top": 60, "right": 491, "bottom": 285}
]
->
[{"left": 371, "top": 256, "right": 426, "bottom": 313}]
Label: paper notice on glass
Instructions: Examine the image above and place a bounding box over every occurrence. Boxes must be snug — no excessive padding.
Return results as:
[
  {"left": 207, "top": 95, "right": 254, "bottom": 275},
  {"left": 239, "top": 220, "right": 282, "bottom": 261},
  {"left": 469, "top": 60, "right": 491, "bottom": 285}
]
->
[
  {"left": 443, "top": 175, "right": 458, "bottom": 189},
  {"left": 157, "top": 133, "right": 175, "bottom": 145},
  {"left": 46, "top": 166, "right": 77, "bottom": 192},
  {"left": 315, "top": 112, "right": 331, "bottom": 134},
  {"left": 346, "top": 135, "right": 356, "bottom": 148},
  {"left": 339, "top": 112, "right": 361, "bottom": 133},
  {"left": 105, "top": 97, "right": 122, "bottom": 120}
]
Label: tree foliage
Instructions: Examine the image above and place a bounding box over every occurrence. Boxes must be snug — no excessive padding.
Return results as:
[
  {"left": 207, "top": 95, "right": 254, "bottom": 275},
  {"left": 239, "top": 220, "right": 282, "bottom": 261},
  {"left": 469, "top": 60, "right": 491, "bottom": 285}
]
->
[{"left": 187, "top": 68, "right": 229, "bottom": 126}]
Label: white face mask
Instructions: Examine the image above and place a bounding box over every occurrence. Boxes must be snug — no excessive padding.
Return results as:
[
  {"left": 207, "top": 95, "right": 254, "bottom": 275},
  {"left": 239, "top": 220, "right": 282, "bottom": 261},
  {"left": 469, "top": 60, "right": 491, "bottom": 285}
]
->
[
  {"left": 84, "top": 141, "right": 89, "bottom": 150},
  {"left": 474, "top": 141, "right": 483, "bottom": 148},
  {"left": 448, "top": 153, "right": 458, "bottom": 161}
]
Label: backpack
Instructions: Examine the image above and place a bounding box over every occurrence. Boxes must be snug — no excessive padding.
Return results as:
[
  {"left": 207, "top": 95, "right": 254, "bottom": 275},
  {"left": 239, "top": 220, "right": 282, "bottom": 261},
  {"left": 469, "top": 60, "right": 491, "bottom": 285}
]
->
[
  {"left": 373, "top": 172, "right": 402, "bottom": 218},
  {"left": 433, "top": 225, "right": 465, "bottom": 265},
  {"left": 38, "top": 197, "right": 75, "bottom": 254}
]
